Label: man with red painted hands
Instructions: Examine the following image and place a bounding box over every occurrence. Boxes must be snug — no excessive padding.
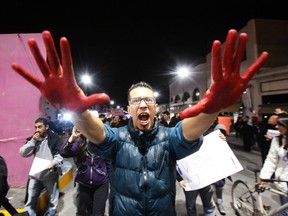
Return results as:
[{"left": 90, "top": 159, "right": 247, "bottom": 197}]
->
[{"left": 12, "top": 29, "right": 268, "bottom": 215}]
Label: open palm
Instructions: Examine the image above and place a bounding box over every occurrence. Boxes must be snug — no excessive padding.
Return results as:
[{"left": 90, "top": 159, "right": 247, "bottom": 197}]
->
[
  {"left": 11, "top": 31, "right": 110, "bottom": 112},
  {"left": 180, "top": 29, "right": 269, "bottom": 119}
]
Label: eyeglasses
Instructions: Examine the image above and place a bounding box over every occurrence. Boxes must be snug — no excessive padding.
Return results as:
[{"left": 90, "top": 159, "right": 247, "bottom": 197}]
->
[{"left": 129, "top": 97, "right": 155, "bottom": 105}]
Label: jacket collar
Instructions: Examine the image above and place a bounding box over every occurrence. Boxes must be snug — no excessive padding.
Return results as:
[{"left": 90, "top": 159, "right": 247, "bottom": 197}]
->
[{"left": 127, "top": 117, "right": 159, "bottom": 141}]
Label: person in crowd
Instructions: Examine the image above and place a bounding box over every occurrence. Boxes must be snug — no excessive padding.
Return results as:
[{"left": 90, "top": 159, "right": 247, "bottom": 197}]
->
[
  {"left": 0, "top": 155, "right": 9, "bottom": 202},
  {"left": 170, "top": 112, "right": 181, "bottom": 126},
  {"left": 0, "top": 155, "right": 30, "bottom": 216},
  {"left": 110, "top": 115, "right": 124, "bottom": 128},
  {"left": 257, "top": 114, "right": 278, "bottom": 165},
  {"left": 241, "top": 116, "right": 257, "bottom": 152},
  {"left": 121, "top": 115, "right": 129, "bottom": 126},
  {"left": 257, "top": 108, "right": 287, "bottom": 165},
  {"left": 60, "top": 126, "right": 111, "bottom": 216},
  {"left": 46, "top": 116, "right": 59, "bottom": 134},
  {"left": 259, "top": 114, "right": 288, "bottom": 216},
  {"left": 159, "top": 110, "right": 175, "bottom": 127},
  {"left": 19, "top": 117, "right": 63, "bottom": 216},
  {"left": 177, "top": 176, "right": 216, "bottom": 216},
  {"left": 159, "top": 111, "right": 181, "bottom": 127},
  {"left": 234, "top": 116, "right": 243, "bottom": 138},
  {"left": 177, "top": 126, "right": 228, "bottom": 216},
  {"left": 99, "top": 113, "right": 107, "bottom": 124},
  {"left": 11, "top": 29, "right": 268, "bottom": 215},
  {"left": 212, "top": 124, "right": 231, "bottom": 215}
]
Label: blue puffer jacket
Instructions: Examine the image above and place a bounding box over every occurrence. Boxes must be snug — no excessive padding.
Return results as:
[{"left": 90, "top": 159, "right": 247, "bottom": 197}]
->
[{"left": 92, "top": 119, "right": 202, "bottom": 216}]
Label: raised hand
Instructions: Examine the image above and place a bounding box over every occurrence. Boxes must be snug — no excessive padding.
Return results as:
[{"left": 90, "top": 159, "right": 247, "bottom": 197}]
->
[
  {"left": 180, "top": 29, "right": 269, "bottom": 119},
  {"left": 11, "top": 31, "right": 110, "bottom": 112}
]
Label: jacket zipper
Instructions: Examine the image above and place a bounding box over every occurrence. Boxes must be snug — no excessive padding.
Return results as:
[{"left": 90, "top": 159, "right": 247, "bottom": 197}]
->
[
  {"left": 156, "top": 151, "right": 168, "bottom": 179},
  {"left": 142, "top": 155, "right": 148, "bottom": 216},
  {"left": 89, "top": 156, "right": 94, "bottom": 185}
]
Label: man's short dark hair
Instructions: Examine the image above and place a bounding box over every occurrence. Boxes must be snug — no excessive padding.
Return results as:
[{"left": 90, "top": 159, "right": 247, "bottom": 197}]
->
[
  {"left": 127, "top": 81, "right": 153, "bottom": 101},
  {"left": 99, "top": 114, "right": 106, "bottom": 118},
  {"left": 162, "top": 111, "right": 170, "bottom": 116},
  {"left": 35, "top": 117, "right": 48, "bottom": 126}
]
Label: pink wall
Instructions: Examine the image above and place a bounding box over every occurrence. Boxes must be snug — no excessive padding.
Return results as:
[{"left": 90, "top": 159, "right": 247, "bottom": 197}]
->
[{"left": 0, "top": 33, "right": 46, "bottom": 186}]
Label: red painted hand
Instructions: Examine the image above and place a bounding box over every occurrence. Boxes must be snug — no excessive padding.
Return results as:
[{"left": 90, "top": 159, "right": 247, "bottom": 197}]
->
[
  {"left": 11, "top": 31, "right": 110, "bottom": 112},
  {"left": 180, "top": 29, "right": 269, "bottom": 119}
]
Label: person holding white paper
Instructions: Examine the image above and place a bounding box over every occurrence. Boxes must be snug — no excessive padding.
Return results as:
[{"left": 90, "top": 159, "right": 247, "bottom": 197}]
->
[
  {"left": 19, "top": 117, "right": 63, "bottom": 216},
  {"left": 257, "top": 114, "right": 278, "bottom": 165},
  {"left": 212, "top": 124, "right": 231, "bottom": 215},
  {"left": 177, "top": 128, "right": 228, "bottom": 216}
]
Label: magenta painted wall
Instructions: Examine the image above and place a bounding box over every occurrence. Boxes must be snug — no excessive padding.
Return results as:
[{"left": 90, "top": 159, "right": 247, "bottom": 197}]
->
[{"left": 0, "top": 33, "right": 46, "bottom": 186}]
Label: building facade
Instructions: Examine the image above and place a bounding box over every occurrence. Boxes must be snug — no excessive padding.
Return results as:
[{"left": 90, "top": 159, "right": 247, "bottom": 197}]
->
[{"left": 169, "top": 19, "right": 288, "bottom": 120}]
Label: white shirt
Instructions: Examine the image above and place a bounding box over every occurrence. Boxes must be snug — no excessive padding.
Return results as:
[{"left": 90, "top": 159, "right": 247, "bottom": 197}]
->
[{"left": 260, "top": 136, "right": 288, "bottom": 193}]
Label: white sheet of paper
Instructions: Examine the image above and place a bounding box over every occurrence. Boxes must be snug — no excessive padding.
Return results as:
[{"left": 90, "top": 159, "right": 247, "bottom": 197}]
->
[
  {"left": 29, "top": 157, "right": 51, "bottom": 176},
  {"left": 176, "top": 130, "right": 243, "bottom": 191},
  {"left": 267, "top": 129, "right": 280, "bottom": 137}
]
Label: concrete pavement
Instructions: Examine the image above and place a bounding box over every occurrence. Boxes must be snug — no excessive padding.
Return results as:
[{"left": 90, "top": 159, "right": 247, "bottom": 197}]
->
[{"left": 2, "top": 132, "right": 276, "bottom": 216}]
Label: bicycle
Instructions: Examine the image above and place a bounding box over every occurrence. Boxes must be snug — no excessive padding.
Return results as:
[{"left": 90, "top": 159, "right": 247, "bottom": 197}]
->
[{"left": 231, "top": 164, "right": 288, "bottom": 216}]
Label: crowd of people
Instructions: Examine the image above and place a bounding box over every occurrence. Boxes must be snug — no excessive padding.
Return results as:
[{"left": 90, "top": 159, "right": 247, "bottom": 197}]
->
[
  {"left": 18, "top": 113, "right": 232, "bottom": 216},
  {"left": 2, "top": 110, "right": 287, "bottom": 215},
  {"left": 233, "top": 109, "right": 287, "bottom": 158},
  {"left": 47, "top": 113, "right": 130, "bottom": 137},
  {"left": 231, "top": 108, "right": 288, "bottom": 216},
  {"left": 10, "top": 107, "right": 287, "bottom": 216}
]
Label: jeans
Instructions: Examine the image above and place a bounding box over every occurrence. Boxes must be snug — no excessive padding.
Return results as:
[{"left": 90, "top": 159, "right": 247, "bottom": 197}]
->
[
  {"left": 183, "top": 184, "right": 215, "bottom": 216},
  {"left": 25, "top": 177, "right": 59, "bottom": 216},
  {"left": 76, "top": 182, "right": 109, "bottom": 216}
]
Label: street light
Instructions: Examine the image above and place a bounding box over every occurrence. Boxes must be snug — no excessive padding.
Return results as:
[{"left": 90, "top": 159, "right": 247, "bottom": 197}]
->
[
  {"left": 177, "top": 66, "right": 190, "bottom": 78},
  {"left": 80, "top": 74, "right": 92, "bottom": 95},
  {"left": 110, "top": 100, "right": 115, "bottom": 107},
  {"left": 176, "top": 66, "right": 190, "bottom": 107},
  {"left": 154, "top": 91, "right": 159, "bottom": 102}
]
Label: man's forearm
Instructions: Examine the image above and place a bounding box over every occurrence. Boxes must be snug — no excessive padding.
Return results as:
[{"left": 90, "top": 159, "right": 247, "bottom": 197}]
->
[
  {"left": 182, "top": 112, "right": 218, "bottom": 141},
  {"left": 72, "top": 110, "right": 106, "bottom": 144}
]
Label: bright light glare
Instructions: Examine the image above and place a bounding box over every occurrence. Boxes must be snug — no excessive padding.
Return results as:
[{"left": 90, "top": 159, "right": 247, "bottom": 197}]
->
[
  {"left": 81, "top": 74, "right": 92, "bottom": 85},
  {"left": 154, "top": 92, "right": 159, "bottom": 98},
  {"left": 177, "top": 66, "right": 190, "bottom": 78},
  {"left": 63, "top": 112, "right": 72, "bottom": 121}
]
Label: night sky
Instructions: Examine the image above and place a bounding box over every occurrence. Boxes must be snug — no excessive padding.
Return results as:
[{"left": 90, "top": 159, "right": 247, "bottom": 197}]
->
[{"left": 2, "top": 2, "right": 288, "bottom": 108}]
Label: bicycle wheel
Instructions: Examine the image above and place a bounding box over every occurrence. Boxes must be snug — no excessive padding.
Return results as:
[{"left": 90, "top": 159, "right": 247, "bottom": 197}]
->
[{"left": 231, "top": 180, "right": 256, "bottom": 216}]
